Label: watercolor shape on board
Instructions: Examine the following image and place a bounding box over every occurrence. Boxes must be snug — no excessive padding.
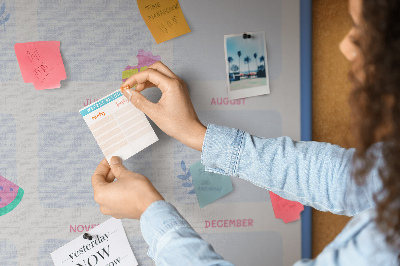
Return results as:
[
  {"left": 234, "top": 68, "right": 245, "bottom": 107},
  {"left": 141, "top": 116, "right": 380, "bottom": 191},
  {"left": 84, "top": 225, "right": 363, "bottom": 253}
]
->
[
  {"left": 0, "top": 174, "right": 24, "bottom": 216},
  {"left": 0, "top": 3, "right": 10, "bottom": 32},
  {"left": 122, "top": 49, "right": 161, "bottom": 82},
  {"left": 176, "top": 160, "right": 195, "bottom": 195}
]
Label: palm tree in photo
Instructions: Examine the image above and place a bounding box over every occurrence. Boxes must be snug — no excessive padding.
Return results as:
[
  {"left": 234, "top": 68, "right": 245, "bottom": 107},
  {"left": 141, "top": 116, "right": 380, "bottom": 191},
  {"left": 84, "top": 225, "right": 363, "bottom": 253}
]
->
[
  {"left": 259, "top": 55, "right": 266, "bottom": 78},
  {"left": 237, "top": 51, "right": 242, "bottom": 77},
  {"left": 227, "top": 56, "right": 234, "bottom": 74},
  {"left": 231, "top": 64, "right": 239, "bottom": 73},
  {"left": 260, "top": 55, "right": 265, "bottom": 71},
  {"left": 244, "top": 56, "right": 251, "bottom": 78},
  {"left": 253, "top": 53, "right": 258, "bottom": 74}
]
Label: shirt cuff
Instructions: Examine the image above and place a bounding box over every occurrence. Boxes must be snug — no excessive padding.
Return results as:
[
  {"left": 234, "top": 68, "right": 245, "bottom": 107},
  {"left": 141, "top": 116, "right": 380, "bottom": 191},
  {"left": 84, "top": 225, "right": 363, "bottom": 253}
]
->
[
  {"left": 201, "top": 124, "right": 245, "bottom": 176},
  {"left": 140, "top": 200, "right": 191, "bottom": 260}
]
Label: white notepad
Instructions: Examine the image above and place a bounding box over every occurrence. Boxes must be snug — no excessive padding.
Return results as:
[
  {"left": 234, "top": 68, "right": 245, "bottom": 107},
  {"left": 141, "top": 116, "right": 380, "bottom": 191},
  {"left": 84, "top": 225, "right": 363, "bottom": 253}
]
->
[
  {"left": 51, "top": 218, "right": 138, "bottom": 266},
  {"left": 79, "top": 89, "right": 158, "bottom": 162}
]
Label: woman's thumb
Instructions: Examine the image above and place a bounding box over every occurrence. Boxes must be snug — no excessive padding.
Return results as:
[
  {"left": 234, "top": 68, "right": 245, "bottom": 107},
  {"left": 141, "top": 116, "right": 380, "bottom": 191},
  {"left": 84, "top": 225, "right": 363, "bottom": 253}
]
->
[
  {"left": 123, "top": 89, "right": 154, "bottom": 115},
  {"left": 109, "top": 156, "right": 128, "bottom": 178}
]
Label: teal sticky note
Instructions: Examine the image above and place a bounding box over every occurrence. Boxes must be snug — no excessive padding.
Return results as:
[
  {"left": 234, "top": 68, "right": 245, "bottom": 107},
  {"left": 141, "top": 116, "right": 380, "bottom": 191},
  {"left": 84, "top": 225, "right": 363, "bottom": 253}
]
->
[{"left": 189, "top": 161, "right": 233, "bottom": 208}]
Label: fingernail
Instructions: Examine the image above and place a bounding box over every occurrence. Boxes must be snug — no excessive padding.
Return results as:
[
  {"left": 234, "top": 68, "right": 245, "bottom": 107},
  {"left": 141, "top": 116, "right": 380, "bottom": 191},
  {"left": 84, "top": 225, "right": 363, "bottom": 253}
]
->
[
  {"left": 124, "top": 89, "right": 133, "bottom": 100},
  {"left": 110, "top": 156, "right": 122, "bottom": 165}
]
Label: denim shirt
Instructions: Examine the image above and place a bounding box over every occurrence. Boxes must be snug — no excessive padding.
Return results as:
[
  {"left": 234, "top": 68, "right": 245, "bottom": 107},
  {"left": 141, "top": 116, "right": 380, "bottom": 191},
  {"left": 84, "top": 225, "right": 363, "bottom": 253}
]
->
[{"left": 140, "top": 124, "right": 399, "bottom": 265}]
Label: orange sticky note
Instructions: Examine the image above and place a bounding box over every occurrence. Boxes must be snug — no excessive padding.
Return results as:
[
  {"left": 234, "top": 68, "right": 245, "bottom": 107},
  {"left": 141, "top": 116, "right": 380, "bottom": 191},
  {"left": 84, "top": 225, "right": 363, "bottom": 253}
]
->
[
  {"left": 269, "top": 191, "right": 304, "bottom": 223},
  {"left": 137, "top": 0, "right": 191, "bottom": 44},
  {"left": 14, "top": 41, "right": 67, "bottom": 90}
]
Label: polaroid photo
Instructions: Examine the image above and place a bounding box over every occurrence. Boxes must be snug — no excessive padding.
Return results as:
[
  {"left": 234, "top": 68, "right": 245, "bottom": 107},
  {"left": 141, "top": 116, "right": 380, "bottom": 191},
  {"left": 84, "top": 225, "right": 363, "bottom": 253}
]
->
[{"left": 224, "top": 31, "right": 270, "bottom": 100}]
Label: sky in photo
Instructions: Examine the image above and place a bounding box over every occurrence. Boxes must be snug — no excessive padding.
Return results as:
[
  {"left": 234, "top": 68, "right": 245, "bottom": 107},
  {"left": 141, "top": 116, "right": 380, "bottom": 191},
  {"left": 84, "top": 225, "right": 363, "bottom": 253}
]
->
[{"left": 226, "top": 32, "right": 266, "bottom": 73}]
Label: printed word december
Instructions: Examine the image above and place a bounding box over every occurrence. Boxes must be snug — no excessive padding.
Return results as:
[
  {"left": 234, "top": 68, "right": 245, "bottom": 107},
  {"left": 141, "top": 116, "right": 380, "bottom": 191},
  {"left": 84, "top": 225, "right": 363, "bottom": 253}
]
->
[{"left": 205, "top": 219, "right": 254, "bottom": 228}]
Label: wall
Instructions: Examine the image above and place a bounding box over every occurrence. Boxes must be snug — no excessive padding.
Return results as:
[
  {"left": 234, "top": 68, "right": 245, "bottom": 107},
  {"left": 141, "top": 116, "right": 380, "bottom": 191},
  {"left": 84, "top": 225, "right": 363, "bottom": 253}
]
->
[{"left": 312, "top": 0, "right": 353, "bottom": 257}]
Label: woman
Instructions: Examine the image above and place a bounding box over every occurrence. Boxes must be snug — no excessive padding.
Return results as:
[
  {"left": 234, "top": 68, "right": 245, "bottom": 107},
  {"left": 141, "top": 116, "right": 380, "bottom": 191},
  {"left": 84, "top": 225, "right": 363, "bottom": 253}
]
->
[{"left": 91, "top": 0, "right": 400, "bottom": 264}]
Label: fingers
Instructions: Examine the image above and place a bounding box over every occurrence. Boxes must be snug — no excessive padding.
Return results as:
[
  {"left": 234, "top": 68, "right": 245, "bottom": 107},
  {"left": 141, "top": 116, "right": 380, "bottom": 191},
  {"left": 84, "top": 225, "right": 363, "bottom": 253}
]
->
[
  {"left": 105, "top": 169, "right": 116, "bottom": 183},
  {"left": 148, "top": 61, "right": 178, "bottom": 79},
  {"left": 91, "top": 158, "right": 111, "bottom": 189},
  {"left": 122, "top": 89, "right": 158, "bottom": 117},
  {"left": 121, "top": 62, "right": 177, "bottom": 92},
  {"left": 121, "top": 68, "right": 173, "bottom": 94},
  {"left": 109, "top": 156, "right": 129, "bottom": 179},
  {"left": 135, "top": 81, "right": 156, "bottom": 92}
]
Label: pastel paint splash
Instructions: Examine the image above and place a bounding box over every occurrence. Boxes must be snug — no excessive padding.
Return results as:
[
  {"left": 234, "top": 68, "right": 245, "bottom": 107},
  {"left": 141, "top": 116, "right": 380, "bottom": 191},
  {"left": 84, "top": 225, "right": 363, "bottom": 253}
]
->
[
  {"left": 122, "top": 49, "right": 161, "bottom": 82},
  {"left": 0, "top": 3, "right": 11, "bottom": 32},
  {"left": 269, "top": 191, "right": 304, "bottom": 223},
  {"left": 0, "top": 174, "right": 24, "bottom": 216}
]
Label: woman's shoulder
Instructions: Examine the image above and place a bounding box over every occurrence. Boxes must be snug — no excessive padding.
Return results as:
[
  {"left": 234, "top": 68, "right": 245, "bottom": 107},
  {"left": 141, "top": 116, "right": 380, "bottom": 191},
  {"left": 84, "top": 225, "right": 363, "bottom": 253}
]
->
[{"left": 323, "top": 209, "right": 399, "bottom": 265}]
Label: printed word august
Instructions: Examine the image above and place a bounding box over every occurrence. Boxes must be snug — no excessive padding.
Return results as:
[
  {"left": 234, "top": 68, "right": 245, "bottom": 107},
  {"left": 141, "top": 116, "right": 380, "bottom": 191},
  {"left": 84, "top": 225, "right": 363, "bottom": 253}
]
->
[{"left": 211, "top": 98, "right": 246, "bottom": 105}]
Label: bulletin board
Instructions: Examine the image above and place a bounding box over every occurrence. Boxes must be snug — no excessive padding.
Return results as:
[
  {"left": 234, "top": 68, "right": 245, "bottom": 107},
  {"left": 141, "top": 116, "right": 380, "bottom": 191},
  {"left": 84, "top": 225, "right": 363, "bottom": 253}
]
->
[{"left": 0, "top": 0, "right": 312, "bottom": 265}]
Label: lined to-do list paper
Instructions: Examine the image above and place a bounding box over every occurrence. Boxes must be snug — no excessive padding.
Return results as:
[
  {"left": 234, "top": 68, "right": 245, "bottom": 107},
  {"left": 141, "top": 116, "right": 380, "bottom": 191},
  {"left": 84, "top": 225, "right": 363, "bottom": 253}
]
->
[{"left": 79, "top": 90, "right": 158, "bottom": 162}]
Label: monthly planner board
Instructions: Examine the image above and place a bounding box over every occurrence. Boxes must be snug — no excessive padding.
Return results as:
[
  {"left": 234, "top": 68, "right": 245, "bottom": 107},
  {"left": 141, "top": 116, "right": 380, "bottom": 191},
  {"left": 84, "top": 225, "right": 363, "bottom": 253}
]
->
[{"left": 0, "top": 0, "right": 302, "bottom": 265}]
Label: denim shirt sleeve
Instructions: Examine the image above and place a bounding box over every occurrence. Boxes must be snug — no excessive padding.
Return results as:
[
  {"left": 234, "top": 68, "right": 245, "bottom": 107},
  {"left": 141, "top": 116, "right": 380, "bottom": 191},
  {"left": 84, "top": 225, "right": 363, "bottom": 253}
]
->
[
  {"left": 201, "top": 124, "right": 382, "bottom": 216},
  {"left": 140, "top": 200, "right": 235, "bottom": 266}
]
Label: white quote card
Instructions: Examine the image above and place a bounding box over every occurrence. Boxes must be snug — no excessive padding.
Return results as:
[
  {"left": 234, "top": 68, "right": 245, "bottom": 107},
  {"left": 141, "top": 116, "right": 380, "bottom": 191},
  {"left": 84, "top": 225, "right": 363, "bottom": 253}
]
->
[
  {"left": 51, "top": 218, "right": 138, "bottom": 266},
  {"left": 79, "top": 89, "right": 158, "bottom": 162}
]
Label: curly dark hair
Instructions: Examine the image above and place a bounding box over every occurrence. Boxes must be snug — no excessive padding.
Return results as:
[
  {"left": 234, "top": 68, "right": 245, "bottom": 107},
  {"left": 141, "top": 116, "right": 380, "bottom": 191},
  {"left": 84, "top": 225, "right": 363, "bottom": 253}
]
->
[{"left": 350, "top": 0, "right": 400, "bottom": 251}]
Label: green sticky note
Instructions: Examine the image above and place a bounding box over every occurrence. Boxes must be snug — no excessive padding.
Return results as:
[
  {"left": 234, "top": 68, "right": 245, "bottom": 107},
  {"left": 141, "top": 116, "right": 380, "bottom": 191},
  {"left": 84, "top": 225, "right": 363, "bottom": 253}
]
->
[{"left": 189, "top": 161, "right": 233, "bottom": 208}]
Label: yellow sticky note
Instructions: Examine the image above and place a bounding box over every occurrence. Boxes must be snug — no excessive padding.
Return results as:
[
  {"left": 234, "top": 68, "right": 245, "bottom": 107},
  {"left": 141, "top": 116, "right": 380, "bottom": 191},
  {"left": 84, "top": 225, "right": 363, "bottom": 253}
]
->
[{"left": 137, "top": 0, "right": 191, "bottom": 44}]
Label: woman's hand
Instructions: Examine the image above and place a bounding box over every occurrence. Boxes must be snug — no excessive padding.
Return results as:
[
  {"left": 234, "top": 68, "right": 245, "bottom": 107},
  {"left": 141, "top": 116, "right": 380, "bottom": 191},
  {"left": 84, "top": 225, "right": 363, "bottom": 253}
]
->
[
  {"left": 120, "top": 61, "right": 206, "bottom": 151},
  {"left": 91, "top": 157, "right": 164, "bottom": 219}
]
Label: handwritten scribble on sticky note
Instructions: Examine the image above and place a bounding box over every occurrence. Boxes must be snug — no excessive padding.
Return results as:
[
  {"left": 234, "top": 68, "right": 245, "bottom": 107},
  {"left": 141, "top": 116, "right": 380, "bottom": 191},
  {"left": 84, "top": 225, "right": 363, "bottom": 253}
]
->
[
  {"left": 137, "top": 0, "right": 191, "bottom": 44},
  {"left": 122, "top": 49, "right": 161, "bottom": 82},
  {"left": 190, "top": 161, "right": 233, "bottom": 208},
  {"left": 269, "top": 191, "right": 304, "bottom": 223},
  {"left": 14, "top": 41, "right": 66, "bottom": 90}
]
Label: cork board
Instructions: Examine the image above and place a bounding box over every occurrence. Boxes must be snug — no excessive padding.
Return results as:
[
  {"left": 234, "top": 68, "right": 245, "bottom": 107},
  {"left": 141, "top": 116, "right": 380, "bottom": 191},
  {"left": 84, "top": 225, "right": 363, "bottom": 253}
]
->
[{"left": 312, "top": 0, "right": 354, "bottom": 257}]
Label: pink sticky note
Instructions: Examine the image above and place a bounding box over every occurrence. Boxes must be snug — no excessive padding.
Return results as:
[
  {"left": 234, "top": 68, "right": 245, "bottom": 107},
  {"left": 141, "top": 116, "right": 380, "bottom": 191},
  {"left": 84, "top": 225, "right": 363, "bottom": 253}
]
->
[
  {"left": 14, "top": 41, "right": 67, "bottom": 90},
  {"left": 269, "top": 191, "right": 304, "bottom": 223},
  {"left": 122, "top": 49, "right": 161, "bottom": 82}
]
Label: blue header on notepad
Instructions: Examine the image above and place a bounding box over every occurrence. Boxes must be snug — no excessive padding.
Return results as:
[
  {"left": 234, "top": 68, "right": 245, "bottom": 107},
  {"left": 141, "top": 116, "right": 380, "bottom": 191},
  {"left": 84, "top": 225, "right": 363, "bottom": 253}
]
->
[{"left": 80, "top": 91, "right": 123, "bottom": 117}]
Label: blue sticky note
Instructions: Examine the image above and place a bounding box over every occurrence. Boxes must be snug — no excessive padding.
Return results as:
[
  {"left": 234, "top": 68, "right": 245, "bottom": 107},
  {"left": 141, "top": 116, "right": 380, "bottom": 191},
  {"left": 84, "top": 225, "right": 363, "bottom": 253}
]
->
[{"left": 189, "top": 161, "right": 233, "bottom": 208}]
